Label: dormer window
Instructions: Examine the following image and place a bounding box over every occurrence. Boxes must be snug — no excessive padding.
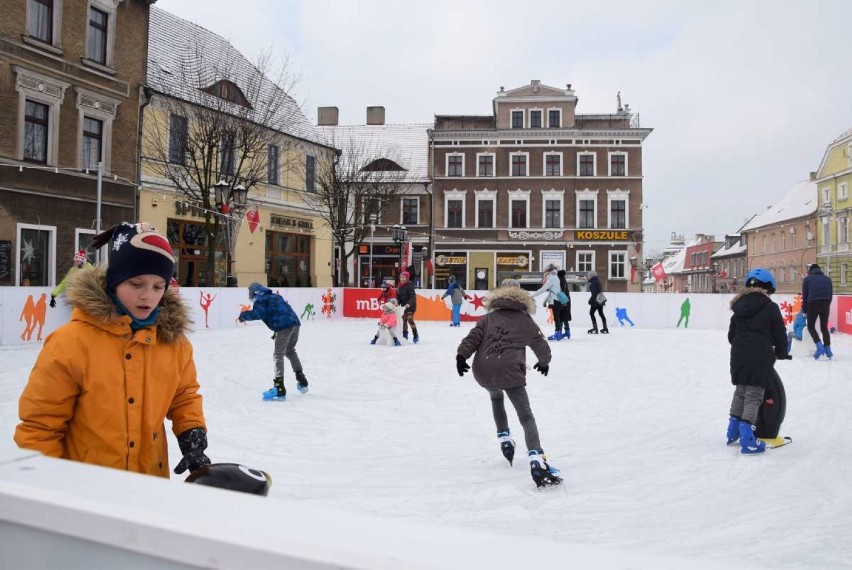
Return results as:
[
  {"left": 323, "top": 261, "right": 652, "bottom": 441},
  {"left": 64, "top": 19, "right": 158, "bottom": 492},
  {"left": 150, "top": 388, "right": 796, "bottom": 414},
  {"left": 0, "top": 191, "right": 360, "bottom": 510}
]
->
[{"left": 200, "top": 80, "right": 252, "bottom": 108}]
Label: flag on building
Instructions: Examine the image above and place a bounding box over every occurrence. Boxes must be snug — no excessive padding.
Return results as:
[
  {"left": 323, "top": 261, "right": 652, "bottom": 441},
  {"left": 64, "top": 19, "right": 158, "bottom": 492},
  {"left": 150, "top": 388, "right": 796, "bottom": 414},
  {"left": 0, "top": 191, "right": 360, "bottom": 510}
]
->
[{"left": 652, "top": 262, "right": 667, "bottom": 282}]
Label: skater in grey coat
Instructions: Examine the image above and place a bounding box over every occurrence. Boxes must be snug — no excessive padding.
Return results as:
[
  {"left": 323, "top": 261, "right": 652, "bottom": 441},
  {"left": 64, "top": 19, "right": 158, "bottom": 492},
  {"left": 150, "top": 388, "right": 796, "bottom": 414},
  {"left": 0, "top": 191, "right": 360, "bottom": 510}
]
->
[{"left": 455, "top": 279, "right": 560, "bottom": 488}]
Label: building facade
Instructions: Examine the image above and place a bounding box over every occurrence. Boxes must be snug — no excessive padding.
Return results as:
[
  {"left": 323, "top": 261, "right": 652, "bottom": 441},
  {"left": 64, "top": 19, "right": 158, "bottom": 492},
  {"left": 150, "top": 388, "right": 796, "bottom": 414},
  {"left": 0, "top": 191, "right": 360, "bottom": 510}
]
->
[
  {"left": 681, "top": 235, "right": 722, "bottom": 293},
  {"left": 0, "top": 0, "right": 154, "bottom": 286},
  {"left": 710, "top": 234, "right": 747, "bottom": 294},
  {"left": 740, "top": 179, "right": 817, "bottom": 294},
  {"left": 814, "top": 128, "right": 852, "bottom": 292},
  {"left": 429, "top": 81, "right": 652, "bottom": 291},
  {"left": 138, "top": 7, "right": 336, "bottom": 288}
]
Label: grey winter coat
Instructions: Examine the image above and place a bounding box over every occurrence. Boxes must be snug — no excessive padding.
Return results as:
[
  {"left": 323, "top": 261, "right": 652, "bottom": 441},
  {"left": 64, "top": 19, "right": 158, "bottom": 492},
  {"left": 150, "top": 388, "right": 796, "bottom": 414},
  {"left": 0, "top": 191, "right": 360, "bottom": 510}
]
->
[{"left": 457, "top": 285, "right": 551, "bottom": 390}]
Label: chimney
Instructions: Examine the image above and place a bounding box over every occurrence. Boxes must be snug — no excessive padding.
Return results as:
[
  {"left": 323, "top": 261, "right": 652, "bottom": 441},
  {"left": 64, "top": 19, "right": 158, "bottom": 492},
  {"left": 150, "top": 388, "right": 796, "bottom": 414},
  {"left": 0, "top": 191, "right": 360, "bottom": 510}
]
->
[
  {"left": 367, "top": 106, "right": 385, "bottom": 125},
  {"left": 317, "top": 106, "right": 339, "bottom": 126},
  {"left": 809, "top": 171, "right": 817, "bottom": 181}
]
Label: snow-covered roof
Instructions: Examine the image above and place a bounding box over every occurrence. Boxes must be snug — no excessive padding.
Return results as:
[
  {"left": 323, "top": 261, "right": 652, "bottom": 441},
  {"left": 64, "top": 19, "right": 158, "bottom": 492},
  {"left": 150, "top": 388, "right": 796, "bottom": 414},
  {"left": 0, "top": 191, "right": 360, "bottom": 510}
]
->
[
  {"left": 316, "top": 124, "right": 431, "bottom": 181},
  {"left": 712, "top": 236, "right": 746, "bottom": 259},
  {"left": 740, "top": 180, "right": 817, "bottom": 232},
  {"left": 147, "top": 7, "right": 327, "bottom": 147}
]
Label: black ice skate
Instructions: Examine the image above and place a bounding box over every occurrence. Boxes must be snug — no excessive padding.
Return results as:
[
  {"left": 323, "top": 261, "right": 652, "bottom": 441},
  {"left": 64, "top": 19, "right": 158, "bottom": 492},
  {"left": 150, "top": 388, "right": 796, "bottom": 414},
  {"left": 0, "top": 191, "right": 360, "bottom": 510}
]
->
[
  {"left": 528, "top": 450, "right": 562, "bottom": 489},
  {"left": 497, "top": 431, "right": 515, "bottom": 465},
  {"left": 600, "top": 328, "right": 609, "bottom": 334},
  {"left": 587, "top": 328, "right": 599, "bottom": 334},
  {"left": 296, "top": 371, "right": 309, "bottom": 394}
]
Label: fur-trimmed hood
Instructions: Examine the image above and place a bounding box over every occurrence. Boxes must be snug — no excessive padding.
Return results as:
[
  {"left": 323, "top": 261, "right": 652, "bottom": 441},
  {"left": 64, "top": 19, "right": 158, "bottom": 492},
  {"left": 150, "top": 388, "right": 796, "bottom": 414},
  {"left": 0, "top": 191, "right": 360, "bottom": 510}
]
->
[
  {"left": 485, "top": 285, "right": 536, "bottom": 315},
  {"left": 729, "top": 287, "right": 772, "bottom": 319},
  {"left": 65, "top": 265, "right": 191, "bottom": 343}
]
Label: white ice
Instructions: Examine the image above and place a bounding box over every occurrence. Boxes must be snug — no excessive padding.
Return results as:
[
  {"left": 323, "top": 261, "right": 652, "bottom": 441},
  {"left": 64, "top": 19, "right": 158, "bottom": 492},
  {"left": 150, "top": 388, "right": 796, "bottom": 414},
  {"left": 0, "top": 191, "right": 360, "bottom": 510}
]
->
[{"left": 1, "top": 318, "right": 850, "bottom": 569}]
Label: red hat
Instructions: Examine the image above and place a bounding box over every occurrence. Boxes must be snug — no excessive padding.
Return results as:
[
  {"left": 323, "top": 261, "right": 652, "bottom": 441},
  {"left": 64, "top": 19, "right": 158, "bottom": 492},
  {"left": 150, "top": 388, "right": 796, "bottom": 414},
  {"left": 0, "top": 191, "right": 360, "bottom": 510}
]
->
[{"left": 73, "top": 250, "right": 87, "bottom": 264}]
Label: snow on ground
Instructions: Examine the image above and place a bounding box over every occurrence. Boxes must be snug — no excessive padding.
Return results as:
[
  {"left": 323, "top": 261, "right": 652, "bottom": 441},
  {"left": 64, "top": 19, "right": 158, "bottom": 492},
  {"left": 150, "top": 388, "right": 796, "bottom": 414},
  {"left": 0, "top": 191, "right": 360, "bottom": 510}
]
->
[{"left": 1, "top": 318, "right": 851, "bottom": 569}]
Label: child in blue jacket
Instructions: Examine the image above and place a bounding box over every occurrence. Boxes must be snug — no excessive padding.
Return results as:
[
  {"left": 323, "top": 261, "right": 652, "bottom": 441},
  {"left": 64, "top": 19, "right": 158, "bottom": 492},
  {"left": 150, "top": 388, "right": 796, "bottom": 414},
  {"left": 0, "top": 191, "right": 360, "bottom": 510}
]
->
[{"left": 239, "top": 282, "right": 308, "bottom": 399}]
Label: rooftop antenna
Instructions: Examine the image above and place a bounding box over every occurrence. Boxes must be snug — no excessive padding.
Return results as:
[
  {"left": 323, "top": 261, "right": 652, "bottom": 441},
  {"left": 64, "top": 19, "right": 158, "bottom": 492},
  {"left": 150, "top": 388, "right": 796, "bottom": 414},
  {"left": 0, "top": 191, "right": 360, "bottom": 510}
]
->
[{"left": 617, "top": 91, "right": 623, "bottom": 112}]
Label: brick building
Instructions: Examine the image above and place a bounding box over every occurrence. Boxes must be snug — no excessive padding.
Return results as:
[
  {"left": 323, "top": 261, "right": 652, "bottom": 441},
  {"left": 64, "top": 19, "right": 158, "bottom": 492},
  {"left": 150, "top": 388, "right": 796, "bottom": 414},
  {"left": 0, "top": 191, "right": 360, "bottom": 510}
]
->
[
  {"left": 0, "top": 0, "right": 155, "bottom": 286},
  {"left": 428, "top": 81, "right": 652, "bottom": 290}
]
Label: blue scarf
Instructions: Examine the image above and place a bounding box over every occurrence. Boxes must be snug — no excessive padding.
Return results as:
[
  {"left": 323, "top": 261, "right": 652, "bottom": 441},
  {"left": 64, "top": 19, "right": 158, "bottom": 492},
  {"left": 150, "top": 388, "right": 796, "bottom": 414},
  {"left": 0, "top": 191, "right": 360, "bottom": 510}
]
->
[{"left": 108, "top": 291, "right": 160, "bottom": 333}]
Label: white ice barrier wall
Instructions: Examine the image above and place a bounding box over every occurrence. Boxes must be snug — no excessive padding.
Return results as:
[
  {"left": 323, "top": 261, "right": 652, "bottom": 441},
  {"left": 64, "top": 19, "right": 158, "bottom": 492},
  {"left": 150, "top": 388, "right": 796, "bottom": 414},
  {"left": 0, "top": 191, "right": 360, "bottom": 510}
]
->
[
  {"left": 2, "top": 285, "right": 842, "bottom": 346},
  {"left": 0, "top": 449, "right": 755, "bottom": 569}
]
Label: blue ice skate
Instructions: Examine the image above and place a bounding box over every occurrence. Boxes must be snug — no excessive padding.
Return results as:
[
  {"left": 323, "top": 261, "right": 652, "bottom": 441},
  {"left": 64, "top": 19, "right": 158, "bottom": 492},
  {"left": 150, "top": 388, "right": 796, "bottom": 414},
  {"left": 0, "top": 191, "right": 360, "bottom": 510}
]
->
[
  {"left": 547, "top": 331, "right": 563, "bottom": 341},
  {"left": 825, "top": 345, "right": 834, "bottom": 359},
  {"left": 262, "top": 386, "right": 286, "bottom": 401},
  {"left": 726, "top": 415, "right": 740, "bottom": 445},
  {"left": 738, "top": 421, "right": 765, "bottom": 455},
  {"left": 393, "top": 338, "right": 402, "bottom": 346},
  {"left": 814, "top": 341, "right": 826, "bottom": 360},
  {"left": 786, "top": 331, "right": 793, "bottom": 354}
]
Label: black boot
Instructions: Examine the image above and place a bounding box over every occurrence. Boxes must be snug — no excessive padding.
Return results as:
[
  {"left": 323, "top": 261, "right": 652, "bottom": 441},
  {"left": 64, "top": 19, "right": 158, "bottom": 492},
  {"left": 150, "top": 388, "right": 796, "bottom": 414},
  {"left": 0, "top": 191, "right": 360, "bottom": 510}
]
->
[
  {"left": 600, "top": 328, "right": 609, "bottom": 334},
  {"left": 497, "top": 431, "right": 515, "bottom": 465},
  {"left": 296, "top": 371, "right": 309, "bottom": 394},
  {"left": 587, "top": 328, "right": 598, "bottom": 334}
]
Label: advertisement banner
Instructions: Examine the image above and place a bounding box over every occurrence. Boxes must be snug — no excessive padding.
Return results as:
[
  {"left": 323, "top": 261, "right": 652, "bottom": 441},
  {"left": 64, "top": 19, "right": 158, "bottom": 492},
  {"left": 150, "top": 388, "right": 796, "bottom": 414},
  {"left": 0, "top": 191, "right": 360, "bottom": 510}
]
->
[
  {"left": 342, "top": 288, "right": 383, "bottom": 318},
  {"left": 652, "top": 262, "right": 666, "bottom": 282},
  {"left": 836, "top": 296, "right": 852, "bottom": 335}
]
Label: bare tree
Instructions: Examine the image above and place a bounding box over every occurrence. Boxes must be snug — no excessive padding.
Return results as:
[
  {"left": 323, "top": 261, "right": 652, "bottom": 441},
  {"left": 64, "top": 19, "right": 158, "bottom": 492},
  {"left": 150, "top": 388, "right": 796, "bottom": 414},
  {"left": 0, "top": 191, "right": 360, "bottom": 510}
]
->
[
  {"left": 309, "top": 133, "right": 410, "bottom": 287},
  {"left": 142, "top": 38, "right": 308, "bottom": 285}
]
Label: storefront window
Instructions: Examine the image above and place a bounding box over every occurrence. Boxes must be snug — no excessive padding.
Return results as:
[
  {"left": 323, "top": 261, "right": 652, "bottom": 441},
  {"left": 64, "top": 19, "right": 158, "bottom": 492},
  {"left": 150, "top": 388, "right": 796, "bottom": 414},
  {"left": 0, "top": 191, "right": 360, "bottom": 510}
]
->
[
  {"left": 18, "top": 226, "right": 53, "bottom": 286},
  {"left": 434, "top": 251, "right": 468, "bottom": 288},
  {"left": 495, "top": 251, "right": 531, "bottom": 285},
  {"left": 167, "top": 219, "right": 224, "bottom": 286},
  {"left": 266, "top": 230, "right": 311, "bottom": 287},
  {"left": 358, "top": 244, "right": 401, "bottom": 287}
]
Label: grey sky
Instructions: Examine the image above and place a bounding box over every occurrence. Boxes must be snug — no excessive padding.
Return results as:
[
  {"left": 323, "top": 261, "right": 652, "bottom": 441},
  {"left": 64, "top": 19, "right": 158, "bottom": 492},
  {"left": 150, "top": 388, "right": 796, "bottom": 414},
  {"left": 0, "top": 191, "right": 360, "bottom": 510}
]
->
[{"left": 156, "top": 0, "right": 852, "bottom": 256}]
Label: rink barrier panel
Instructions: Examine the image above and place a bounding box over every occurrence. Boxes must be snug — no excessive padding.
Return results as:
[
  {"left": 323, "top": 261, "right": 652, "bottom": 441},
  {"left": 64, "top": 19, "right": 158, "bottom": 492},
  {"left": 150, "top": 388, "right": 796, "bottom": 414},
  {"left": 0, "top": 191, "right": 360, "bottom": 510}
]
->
[
  {"left": 0, "top": 449, "right": 753, "bottom": 570},
  {"left": 1, "top": 286, "right": 847, "bottom": 346}
]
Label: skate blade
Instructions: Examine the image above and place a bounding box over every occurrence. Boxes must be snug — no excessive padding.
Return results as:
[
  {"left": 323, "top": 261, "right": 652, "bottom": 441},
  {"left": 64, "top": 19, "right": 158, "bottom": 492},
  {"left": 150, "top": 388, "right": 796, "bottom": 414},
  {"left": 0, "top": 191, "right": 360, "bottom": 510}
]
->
[
  {"left": 535, "top": 476, "right": 563, "bottom": 489},
  {"left": 297, "top": 385, "right": 309, "bottom": 394},
  {"left": 759, "top": 436, "right": 792, "bottom": 449}
]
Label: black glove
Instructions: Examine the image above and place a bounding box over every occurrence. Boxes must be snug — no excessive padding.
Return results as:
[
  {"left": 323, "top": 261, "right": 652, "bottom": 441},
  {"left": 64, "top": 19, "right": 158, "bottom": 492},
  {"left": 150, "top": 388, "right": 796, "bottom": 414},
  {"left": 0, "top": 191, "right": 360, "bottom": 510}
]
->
[
  {"left": 456, "top": 355, "right": 470, "bottom": 377},
  {"left": 174, "top": 427, "right": 211, "bottom": 475},
  {"left": 49, "top": 295, "right": 56, "bottom": 308},
  {"left": 533, "top": 362, "right": 549, "bottom": 376}
]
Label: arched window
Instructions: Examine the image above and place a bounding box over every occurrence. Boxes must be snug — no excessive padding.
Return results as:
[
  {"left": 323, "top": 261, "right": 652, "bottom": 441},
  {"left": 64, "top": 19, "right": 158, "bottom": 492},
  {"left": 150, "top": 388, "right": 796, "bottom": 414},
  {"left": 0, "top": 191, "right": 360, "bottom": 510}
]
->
[{"left": 200, "top": 80, "right": 251, "bottom": 108}]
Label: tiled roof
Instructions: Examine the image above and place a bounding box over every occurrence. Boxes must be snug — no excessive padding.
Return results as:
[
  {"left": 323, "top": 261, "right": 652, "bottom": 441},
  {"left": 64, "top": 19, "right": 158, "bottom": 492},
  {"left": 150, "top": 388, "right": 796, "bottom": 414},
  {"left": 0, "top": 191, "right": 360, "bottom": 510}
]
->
[
  {"left": 316, "top": 124, "right": 431, "bottom": 181},
  {"left": 147, "top": 7, "right": 326, "bottom": 147},
  {"left": 740, "top": 180, "right": 817, "bottom": 231}
]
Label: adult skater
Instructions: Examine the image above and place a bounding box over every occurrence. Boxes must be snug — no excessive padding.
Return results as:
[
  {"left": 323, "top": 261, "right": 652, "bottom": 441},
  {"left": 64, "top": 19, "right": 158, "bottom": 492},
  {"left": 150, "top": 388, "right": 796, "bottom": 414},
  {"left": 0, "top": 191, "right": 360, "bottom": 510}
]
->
[
  {"left": 396, "top": 271, "right": 419, "bottom": 343},
  {"left": 456, "top": 279, "right": 560, "bottom": 488},
  {"left": 15, "top": 222, "right": 210, "bottom": 477},
  {"left": 441, "top": 275, "right": 470, "bottom": 327},
  {"left": 726, "top": 268, "right": 790, "bottom": 455},
  {"left": 802, "top": 263, "right": 833, "bottom": 359},
  {"left": 50, "top": 249, "right": 91, "bottom": 308},
  {"left": 587, "top": 271, "right": 608, "bottom": 334},
  {"left": 531, "top": 264, "right": 566, "bottom": 341},
  {"left": 239, "top": 282, "right": 308, "bottom": 399},
  {"left": 553, "top": 269, "right": 572, "bottom": 339}
]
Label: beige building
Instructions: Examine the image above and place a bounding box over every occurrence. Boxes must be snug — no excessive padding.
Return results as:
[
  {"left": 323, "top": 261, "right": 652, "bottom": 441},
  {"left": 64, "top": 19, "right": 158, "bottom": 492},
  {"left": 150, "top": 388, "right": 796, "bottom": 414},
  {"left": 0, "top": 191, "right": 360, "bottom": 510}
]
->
[
  {"left": 138, "top": 7, "right": 336, "bottom": 288},
  {"left": 0, "top": 0, "right": 155, "bottom": 285},
  {"left": 429, "top": 81, "right": 652, "bottom": 291},
  {"left": 739, "top": 179, "right": 817, "bottom": 294}
]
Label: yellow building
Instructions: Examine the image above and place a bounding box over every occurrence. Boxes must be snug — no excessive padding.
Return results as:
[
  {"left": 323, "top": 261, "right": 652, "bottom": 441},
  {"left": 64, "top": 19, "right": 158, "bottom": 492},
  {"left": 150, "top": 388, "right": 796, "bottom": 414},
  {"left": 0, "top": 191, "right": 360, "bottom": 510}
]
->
[
  {"left": 137, "top": 7, "right": 335, "bottom": 288},
  {"left": 815, "top": 127, "right": 852, "bottom": 293}
]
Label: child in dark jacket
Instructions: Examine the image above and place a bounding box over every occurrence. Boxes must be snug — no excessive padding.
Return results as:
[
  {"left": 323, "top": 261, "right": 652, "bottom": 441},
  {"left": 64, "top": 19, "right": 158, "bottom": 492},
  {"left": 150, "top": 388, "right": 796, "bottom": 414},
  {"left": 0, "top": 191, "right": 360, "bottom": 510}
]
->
[
  {"left": 726, "top": 268, "right": 790, "bottom": 454},
  {"left": 456, "top": 279, "right": 560, "bottom": 488},
  {"left": 239, "top": 282, "right": 308, "bottom": 399}
]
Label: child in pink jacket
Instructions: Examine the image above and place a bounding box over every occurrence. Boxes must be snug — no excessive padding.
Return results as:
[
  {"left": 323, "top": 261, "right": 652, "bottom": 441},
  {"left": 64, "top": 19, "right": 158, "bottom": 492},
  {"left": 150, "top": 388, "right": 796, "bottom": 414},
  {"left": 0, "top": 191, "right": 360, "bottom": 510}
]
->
[{"left": 370, "top": 300, "right": 402, "bottom": 346}]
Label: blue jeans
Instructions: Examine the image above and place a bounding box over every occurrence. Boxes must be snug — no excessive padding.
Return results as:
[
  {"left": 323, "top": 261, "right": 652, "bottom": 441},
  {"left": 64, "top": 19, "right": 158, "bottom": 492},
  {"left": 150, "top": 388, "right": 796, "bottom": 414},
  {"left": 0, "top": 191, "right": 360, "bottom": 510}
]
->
[{"left": 451, "top": 303, "right": 461, "bottom": 325}]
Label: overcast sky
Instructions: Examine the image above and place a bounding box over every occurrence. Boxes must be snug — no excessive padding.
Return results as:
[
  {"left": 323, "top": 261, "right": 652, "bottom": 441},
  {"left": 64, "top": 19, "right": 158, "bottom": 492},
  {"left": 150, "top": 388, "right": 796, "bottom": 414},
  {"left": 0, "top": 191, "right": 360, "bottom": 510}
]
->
[{"left": 156, "top": 0, "right": 852, "bottom": 256}]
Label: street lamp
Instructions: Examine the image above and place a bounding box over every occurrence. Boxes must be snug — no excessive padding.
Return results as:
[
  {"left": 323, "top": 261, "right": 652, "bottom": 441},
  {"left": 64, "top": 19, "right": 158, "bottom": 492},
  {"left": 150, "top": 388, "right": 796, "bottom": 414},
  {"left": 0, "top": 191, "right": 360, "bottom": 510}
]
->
[
  {"left": 711, "top": 261, "right": 720, "bottom": 293},
  {"left": 391, "top": 224, "right": 408, "bottom": 282},
  {"left": 213, "top": 179, "right": 248, "bottom": 287},
  {"left": 368, "top": 213, "right": 377, "bottom": 288}
]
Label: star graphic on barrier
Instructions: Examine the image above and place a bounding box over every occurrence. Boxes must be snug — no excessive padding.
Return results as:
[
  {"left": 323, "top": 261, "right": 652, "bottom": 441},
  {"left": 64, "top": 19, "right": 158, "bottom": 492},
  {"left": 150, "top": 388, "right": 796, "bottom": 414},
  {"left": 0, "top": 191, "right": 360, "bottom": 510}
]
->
[{"left": 469, "top": 294, "right": 486, "bottom": 311}]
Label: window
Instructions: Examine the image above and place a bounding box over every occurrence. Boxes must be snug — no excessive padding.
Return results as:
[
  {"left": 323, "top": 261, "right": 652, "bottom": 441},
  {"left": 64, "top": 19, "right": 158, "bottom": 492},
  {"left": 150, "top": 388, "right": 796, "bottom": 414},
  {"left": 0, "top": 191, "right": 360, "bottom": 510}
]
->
[
  {"left": 305, "top": 155, "right": 316, "bottom": 192},
  {"left": 75, "top": 228, "right": 97, "bottom": 265},
  {"left": 762, "top": 235, "right": 767, "bottom": 253},
  {"left": 266, "top": 230, "right": 312, "bottom": 287},
  {"left": 529, "top": 110, "right": 542, "bottom": 128},
  {"left": 839, "top": 183, "right": 848, "bottom": 201},
  {"left": 445, "top": 190, "right": 466, "bottom": 228},
  {"left": 477, "top": 199, "right": 494, "bottom": 228},
  {"left": 840, "top": 216, "right": 849, "bottom": 244},
  {"left": 510, "top": 153, "right": 528, "bottom": 176},
  {"left": 609, "top": 153, "right": 627, "bottom": 176},
  {"left": 220, "top": 134, "right": 235, "bottom": 177},
  {"left": 477, "top": 153, "right": 494, "bottom": 177},
  {"left": 511, "top": 200, "right": 527, "bottom": 228},
  {"left": 402, "top": 197, "right": 419, "bottom": 224},
  {"left": 609, "top": 251, "right": 626, "bottom": 279},
  {"left": 81, "top": 116, "right": 103, "bottom": 170},
  {"left": 578, "top": 152, "right": 595, "bottom": 176},
  {"left": 548, "top": 109, "right": 561, "bottom": 128},
  {"left": 842, "top": 262, "right": 848, "bottom": 287},
  {"left": 447, "top": 200, "right": 463, "bottom": 228},
  {"left": 27, "top": 0, "right": 53, "bottom": 43},
  {"left": 545, "top": 200, "right": 561, "bottom": 228},
  {"left": 822, "top": 188, "right": 831, "bottom": 204},
  {"left": 508, "top": 190, "right": 530, "bottom": 228},
  {"left": 200, "top": 80, "right": 252, "bottom": 108},
  {"left": 781, "top": 229, "right": 786, "bottom": 250},
  {"left": 267, "top": 145, "right": 279, "bottom": 185},
  {"left": 511, "top": 110, "right": 524, "bottom": 129},
  {"left": 475, "top": 189, "right": 496, "bottom": 229},
  {"left": 86, "top": 7, "right": 108, "bottom": 64},
  {"left": 362, "top": 199, "right": 380, "bottom": 226},
  {"left": 577, "top": 251, "right": 594, "bottom": 274},
  {"left": 822, "top": 218, "right": 831, "bottom": 252},
  {"left": 544, "top": 153, "right": 562, "bottom": 176},
  {"left": 610, "top": 199, "right": 626, "bottom": 229},
  {"left": 447, "top": 153, "right": 464, "bottom": 176},
  {"left": 17, "top": 223, "right": 56, "bottom": 287},
  {"left": 24, "top": 100, "right": 49, "bottom": 164},
  {"left": 168, "top": 114, "right": 188, "bottom": 165},
  {"left": 577, "top": 199, "right": 595, "bottom": 229},
  {"left": 771, "top": 233, "right": 776, "bottom": 252}
]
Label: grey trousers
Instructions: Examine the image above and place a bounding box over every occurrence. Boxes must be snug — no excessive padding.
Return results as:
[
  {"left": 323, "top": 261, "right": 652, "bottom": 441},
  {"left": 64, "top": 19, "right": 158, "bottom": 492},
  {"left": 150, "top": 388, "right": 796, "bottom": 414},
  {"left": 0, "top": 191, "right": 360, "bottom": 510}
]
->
[
  {"left": 487, "top": 386, "right": 541, "bottom": 452},
  {"left": 729, "top": 385, "right": 765, "bottom": 424},
  {"left": 273, "top": 326, "right": 303, "bottom": 379}
]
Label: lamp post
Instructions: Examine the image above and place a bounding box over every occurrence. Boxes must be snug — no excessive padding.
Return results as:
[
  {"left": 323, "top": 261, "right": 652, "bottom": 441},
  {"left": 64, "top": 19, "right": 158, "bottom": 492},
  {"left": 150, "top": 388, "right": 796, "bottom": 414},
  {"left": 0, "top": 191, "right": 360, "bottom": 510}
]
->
[
  {"left": 391, "top": 224, "right": 408, "bottom": 282},
  {"left": 711, "top": 261, "right": 720, "bottom": 293},
  {"left": 368, "top": 213, "right": 377, "bottom": 288},
  {"left": 213, "top": 179, "right": 248, "bottom": 287}
]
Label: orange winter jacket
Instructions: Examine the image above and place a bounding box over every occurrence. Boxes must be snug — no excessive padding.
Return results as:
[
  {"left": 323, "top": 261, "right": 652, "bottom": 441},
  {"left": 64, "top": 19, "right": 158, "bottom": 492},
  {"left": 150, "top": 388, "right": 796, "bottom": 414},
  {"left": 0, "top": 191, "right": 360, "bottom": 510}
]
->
[{"left": 15, "top": 266, "right": 206, "bottom": 478}]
